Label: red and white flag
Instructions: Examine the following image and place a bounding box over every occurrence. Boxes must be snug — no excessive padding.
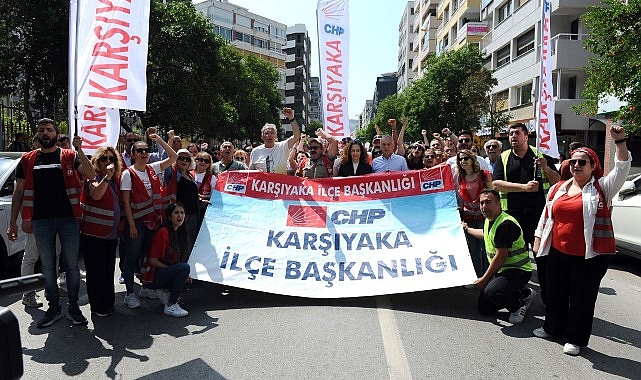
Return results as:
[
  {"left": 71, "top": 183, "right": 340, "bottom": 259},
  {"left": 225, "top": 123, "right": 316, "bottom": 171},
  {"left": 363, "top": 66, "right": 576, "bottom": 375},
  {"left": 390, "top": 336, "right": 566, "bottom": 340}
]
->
[
  {"left": 536, "top": 0, "right": 559, "bottom": 158},
  {"left": 317, "top": 0, "right": 350, "bottom": 138},
  {"left": 78, "top": 105, "right": 120, "bottom": 155}
]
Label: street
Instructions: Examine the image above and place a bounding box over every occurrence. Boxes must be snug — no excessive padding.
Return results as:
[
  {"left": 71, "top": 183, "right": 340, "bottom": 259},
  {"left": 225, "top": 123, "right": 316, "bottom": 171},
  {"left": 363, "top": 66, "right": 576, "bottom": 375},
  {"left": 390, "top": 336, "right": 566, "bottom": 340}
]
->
[{"left": 1, "top": 255, "right": 640, "bottom": 379}]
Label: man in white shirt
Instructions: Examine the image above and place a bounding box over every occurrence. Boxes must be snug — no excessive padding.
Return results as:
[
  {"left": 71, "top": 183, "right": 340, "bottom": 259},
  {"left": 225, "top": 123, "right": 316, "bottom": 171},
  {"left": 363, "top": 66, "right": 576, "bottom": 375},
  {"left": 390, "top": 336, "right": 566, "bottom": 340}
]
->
[
  {"left": 372, "top": 135, "right": 408, "bottom": 173},
  {"left": 249, "top": 108, "right": 300, "bottom": 174},
  {"left": 446, "top": 130, "right": 490, "bottom": 173}
]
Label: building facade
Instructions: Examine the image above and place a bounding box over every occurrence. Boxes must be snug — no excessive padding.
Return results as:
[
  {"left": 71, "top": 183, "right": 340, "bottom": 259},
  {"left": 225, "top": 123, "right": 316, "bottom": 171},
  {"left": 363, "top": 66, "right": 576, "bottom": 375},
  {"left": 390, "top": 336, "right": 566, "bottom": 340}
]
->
[
  {"left": 309, "top": 76, "right": 323, "bottom": 124},
  {"left": 412, "top": 0, "right": 441, "bottom": 79},
  {"left": 284, "top": 24, "right": 312, "bottom": 132},
  {"left": 435, "top": 0, "right": 488, "bottom": 55},
  {"left": 397, "top": 1, "right": 418, "bottom": 92}
]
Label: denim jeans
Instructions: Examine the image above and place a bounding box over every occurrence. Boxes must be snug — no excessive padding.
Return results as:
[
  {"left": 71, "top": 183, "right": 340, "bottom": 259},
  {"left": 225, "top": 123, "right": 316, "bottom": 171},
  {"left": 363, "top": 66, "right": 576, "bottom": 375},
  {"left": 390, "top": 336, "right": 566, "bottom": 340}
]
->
[
  {"left": 32, "top": 217, "right": 80, "bottom": 311},
  {"left": 152, "top": 263, "right": 190, "bottom": 305},
  {"left": 123, "top": 222, "right": 154, "bottom": 294}
]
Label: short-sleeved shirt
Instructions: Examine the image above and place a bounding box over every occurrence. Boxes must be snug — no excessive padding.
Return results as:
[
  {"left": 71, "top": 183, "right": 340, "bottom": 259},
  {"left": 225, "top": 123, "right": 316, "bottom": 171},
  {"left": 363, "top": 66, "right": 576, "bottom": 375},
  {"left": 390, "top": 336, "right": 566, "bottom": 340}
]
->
[
  {"left": 212, "top": 160, "right": 246, "bottom": 176},
  {"left": 372, "top": 154, "right": 409, "bottom": 173},
  {"left": 249, "top": 140, "right": 291, "bottom": 174},
  {"left": 488, "top": 218, "right": 521, "bottom": 249},
  {"left": 120, "top": 161, "right": 163, "bottom": 196}
]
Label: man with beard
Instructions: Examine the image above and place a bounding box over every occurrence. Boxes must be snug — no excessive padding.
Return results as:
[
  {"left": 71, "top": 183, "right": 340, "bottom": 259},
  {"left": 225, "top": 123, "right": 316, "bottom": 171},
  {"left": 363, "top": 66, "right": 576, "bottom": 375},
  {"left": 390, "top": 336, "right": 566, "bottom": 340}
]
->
[
  {"left": 8, "top": 118, "right": 95, "bottom": 328},
  {"left": 249, "top": 107, "right": 300, "bottom": 174},
  {"left": 295, "top": 131, "right": 338, "bottom": 178},
  {"left": 446, "top": 130, "right": 489, "bottom": 173}
]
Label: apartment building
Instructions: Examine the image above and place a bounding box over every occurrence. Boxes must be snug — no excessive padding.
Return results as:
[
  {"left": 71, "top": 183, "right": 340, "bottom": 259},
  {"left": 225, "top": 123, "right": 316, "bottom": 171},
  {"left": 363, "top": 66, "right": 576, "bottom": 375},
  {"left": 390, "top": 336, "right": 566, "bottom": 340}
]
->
[
  {"left": 412, "top": 0, "right": 441, "bottom": 79},
  {"left": 309, "top": 77, "right": 323, "bottom": 124},
  {"left": 284, "top": 24, "right": 312, "bottom": 132},
  {"left": 481, "top": 0, "right": 603, "bottom": 150},
  {"left": 397, "top": 2, "right": 418, "bottom": 92},
  {"left": 435, "top": 0, "right": 489, "bottom": 55}
]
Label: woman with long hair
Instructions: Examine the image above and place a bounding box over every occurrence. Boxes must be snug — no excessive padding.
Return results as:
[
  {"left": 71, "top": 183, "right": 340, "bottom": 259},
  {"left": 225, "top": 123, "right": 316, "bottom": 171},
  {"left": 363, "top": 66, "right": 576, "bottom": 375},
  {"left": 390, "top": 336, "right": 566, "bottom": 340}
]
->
[
  {"left": 192, "top": 151, "right": 218, "bottom": 228},
  {"left": 456, "top": 149, "right": 493, "bottom": 278},
  {"left": 338, "top": 140, "right": 373, "bottom": 177},
  {"left": 80, "top": 146, "right": 122, "bottom": 316},
  {"left": 532, "top": 126, "right": 630, "bottom": 356},
  {"left": 406, "top": 143, "right": 426, "bottom": 170}
]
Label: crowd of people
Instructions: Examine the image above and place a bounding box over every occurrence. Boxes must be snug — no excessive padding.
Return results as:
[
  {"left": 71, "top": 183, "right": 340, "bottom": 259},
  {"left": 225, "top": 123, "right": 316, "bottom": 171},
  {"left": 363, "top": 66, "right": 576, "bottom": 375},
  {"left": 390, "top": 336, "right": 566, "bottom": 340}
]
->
[{"left": 5, "top": 111, "right": 632, "bottom": 357}]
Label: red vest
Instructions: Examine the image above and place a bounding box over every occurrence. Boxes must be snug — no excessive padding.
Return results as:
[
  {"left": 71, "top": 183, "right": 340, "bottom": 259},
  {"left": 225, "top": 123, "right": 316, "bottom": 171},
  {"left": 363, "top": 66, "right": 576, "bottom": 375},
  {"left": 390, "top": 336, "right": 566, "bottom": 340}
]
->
[
  {"left": 546, "top": 180, "right": 616, "bottom": 254},
  {"left": 161, "top": 167, "right": 178, "bottom": 209},
  {"left": 21, "top": 149, "right": 82, "bottom": 220},
  {"left": 128, "top": 165, "right": 163, "bottom": 223},
  {"left": 458, "top": 170, "right": 490, "bottom": 222},
  {"left": 192, "top": 170, "right": 213, "bottom": 196},
  {"left": 80, "top": 174, "right": 121, "bottom": 238}
]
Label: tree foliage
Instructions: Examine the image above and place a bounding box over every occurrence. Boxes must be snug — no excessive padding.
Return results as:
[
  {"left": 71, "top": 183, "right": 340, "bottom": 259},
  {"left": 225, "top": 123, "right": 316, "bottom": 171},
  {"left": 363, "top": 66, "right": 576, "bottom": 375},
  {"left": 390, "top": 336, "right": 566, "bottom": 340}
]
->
[{"left": 580, "top": 0, "right": 641, "bottom": 133}]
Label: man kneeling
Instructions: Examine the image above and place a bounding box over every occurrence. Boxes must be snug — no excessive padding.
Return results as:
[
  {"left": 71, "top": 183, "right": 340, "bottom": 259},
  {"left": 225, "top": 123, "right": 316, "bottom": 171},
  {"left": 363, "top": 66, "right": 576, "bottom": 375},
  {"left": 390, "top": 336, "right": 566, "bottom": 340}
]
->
[{"left": 464, "top": 189, "right": 535, "bottom": 324}]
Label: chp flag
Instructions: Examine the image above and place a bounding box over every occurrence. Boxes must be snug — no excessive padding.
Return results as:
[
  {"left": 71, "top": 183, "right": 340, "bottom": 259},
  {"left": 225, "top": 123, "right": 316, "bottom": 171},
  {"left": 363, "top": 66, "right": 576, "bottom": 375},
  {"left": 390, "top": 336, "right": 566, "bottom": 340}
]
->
[{"left": 317, "top": 0, "right": 350, "bottom": 138}]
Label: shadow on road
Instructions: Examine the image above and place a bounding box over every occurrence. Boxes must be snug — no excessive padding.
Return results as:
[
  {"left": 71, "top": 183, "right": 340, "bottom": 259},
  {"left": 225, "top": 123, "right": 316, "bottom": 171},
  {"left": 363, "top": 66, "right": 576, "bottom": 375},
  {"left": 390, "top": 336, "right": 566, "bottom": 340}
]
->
[{"left": 136, "top": 358, "right": 226, "bottom": 380}]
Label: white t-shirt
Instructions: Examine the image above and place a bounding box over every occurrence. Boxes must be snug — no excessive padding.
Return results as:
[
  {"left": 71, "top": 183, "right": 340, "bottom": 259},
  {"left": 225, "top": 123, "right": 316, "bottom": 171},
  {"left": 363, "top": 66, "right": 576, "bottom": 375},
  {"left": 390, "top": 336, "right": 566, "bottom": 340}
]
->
[
  {"left": 194, "top": 171, "right": 218, "bottom": 190},
  {"left": 120, "top": 161, "right": 163, "bottom": 197},
  {"left": 249, "top": 140, "right": 291, "bottom": 174}
]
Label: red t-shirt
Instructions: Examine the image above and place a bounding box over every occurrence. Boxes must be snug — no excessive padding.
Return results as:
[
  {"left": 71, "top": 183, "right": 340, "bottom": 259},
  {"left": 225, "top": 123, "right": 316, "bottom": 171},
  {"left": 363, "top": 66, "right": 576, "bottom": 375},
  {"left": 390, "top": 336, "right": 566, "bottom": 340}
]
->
[
  {"left": 551, "top": 192, "right": 586, "bottom": 256},
  {"left": 149, "top": 227, "right": 179, "bottom": 265}
]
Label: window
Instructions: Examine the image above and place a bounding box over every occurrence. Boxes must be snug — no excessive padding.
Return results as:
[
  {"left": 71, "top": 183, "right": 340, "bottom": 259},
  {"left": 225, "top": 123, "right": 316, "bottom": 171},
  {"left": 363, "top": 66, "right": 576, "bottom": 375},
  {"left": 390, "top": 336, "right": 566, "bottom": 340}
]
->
[
  {"left": 234, "top": 31, "right": 250, "bottom": 43},
  {"left": 409, "top": 59, "right": 413, "bottom": 69},
  {"left": 254, "top": 37, "right": 267, "bottom": 49},
  {"left": 494, "top": 90, "right": 509, "bottom": 111},
  {"left": 516, "top": 29, "right": 535, "bottom": 57},
  {"left": 271, "top": 26, "right": 286, "bottom": 39},
  {"left": 516, "top": 83, "right": 533, "bottom": 105},
  {"left": 214, "top": 25, "right": 232, "bottom": 41},
  {"left": 212, "top": 8, "right": 233, "bottom": 24},
  {"left": 254, "top": 21, "right": 268, "bottom": 34},
  {"left": 567, "top": 76, "right": 577, "bottom": 99},
  {"left": 410, "top": 42, "right": 413, "bottom": 51},
  {"left": 498, "top": 1, "right": 512, "bottom": 23},
  {"left": 235, "top": 14, "right": 251, "bottom": 28},
  {"left": 496, "top": 44, "right": 510, "bottom": 68}
]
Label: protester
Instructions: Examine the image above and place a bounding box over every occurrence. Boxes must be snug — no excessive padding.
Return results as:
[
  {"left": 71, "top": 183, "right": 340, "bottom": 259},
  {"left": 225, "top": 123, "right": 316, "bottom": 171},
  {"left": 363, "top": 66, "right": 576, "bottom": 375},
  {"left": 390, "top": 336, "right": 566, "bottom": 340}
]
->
[
  {"left": 372, "top": 135, "right": 408, "bottom": 173},
  {"left": 8, "top": 132, "right": 28, "bottom": 152},
  {"left": 406, "top": 143, "right": 426, "bottom": 170},
  {"left": 483, "top": 139, "right": 502, "bottom": 174},
  {"left": 233, "top": 149, "right": 249, "bottom": 168},
  {"left": 455, "top": 149, "right": 492, "bottom": 277},
  {"left": 192, "top": 151, "right": 217, "bottom": 227},
  {"left": 337, "top": 140, "right": 373, "bottom": 177},
  {"left": 120, "top": 131, "right": 177, "bottom": 309},
  {"left": 8, "top": 118, "right": 94, "bottom": 328},
  {"left": 213, "top": 141, "right": 245, "bottom": 175},
  {"left": 559, "top": 141, "right": 584, "bottom": 180},
  {"left": 446, "top": 130, "right": 489, "bottom": 173},
  {"left": 80, "top": 146, "right": 122, "bottom": 317},
  {"left": 57, "top": 134, "right": 71, "bottom": 149},
  {"left": 249, "top": 108, "right": 300, "bottom": 174},
  {"left": 140, "top": 202, "right": 191, "bottom": 317},
  {"left": 187, "top": 143, "right": 200, "bottom": 157},
  {"left": 532, "top": 126, "right": 631, "bottom": 356},
  {"left": 464, "top": 189, "right": 535, "bottom": 325},
  {"left": 423, "top": 149, "right": 438, "bottom": 168},
  {"left": 295, "top": 130, "right": 338, "bottom": 178}
]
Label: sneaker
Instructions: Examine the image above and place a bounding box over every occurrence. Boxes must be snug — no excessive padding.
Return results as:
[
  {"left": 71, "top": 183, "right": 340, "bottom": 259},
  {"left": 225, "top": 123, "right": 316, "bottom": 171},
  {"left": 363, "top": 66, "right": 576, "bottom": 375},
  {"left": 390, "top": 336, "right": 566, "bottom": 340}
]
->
[
  {"left": 563, "top": 343, "right": 581, "bottom": 356},
  {"left": 124, "top": 293, "right": 140, "bottom": 309},
  {"left": 79, "top": 269, "right": 87, "bottom": 279},
  {"left": 22, "top": 292, "right": 43, "bottom": 308},
  {"left": 37, "top": 307, "right": 63, "bottom": 328},
  {"left": 533, "top": 327, "right": 553, "bottom": 338},
  {"left": 118, "top": 275, "right": 125, "bottom": 284},
  {"left": 139, "top": 287, "right": 158, "bottom": 299},
  {"left": 154, "top": 289, "right": 170, "bottom": 305},
  {"left": 164, "top": 303, "right": 188, "bottom": 318},
  {"left": 67, "top": 307, "right": 88, "bottom": 326},
  {"left": 57, "top": 272, "right": 66, "bottom": 287},
  {"left": 509, "top": 288, "right": 537, "bottom": 324},
  {"left": 92, "top": 310, "right": 113, "bottom": 317}
]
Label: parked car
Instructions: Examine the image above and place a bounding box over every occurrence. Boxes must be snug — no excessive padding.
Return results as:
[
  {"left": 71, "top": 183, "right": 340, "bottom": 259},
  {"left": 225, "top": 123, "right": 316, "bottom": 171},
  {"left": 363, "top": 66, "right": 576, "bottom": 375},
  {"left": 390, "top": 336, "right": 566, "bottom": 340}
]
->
[
  {"left": 611, "top": 173, "right": 641, "bottom": 260},
  {"left": 0, "top": 152, "right": 26, "bottom": 278}
]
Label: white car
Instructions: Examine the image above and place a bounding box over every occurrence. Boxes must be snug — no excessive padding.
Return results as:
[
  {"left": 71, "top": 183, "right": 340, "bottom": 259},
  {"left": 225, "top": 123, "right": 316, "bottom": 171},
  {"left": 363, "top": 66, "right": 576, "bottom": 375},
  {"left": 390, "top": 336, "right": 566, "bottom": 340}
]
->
[
  {"left": 611, "top": 173, "right": 641, "bottom": 260},
  {"left": 0, "top": 152, "right": 26, "bottom": 279}
]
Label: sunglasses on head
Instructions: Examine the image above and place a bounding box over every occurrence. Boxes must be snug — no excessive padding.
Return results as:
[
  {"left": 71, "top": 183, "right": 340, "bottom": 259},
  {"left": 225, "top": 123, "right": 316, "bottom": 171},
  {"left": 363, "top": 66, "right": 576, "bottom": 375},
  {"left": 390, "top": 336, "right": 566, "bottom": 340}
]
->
[
  {"left": 177, "top": 156, "right": 191, "bottom": 162},
  {"left": 134, "top": 147, "right": 149, "bottom": 154},
  {"left": 195, "top": 157, "right": 211, "bottom": 163},
  {"left": 569, "top": 159, "right": 588, "bottom": 167},
  {"left": 99, "top": 156, "right": 117, "bottom": 163}
]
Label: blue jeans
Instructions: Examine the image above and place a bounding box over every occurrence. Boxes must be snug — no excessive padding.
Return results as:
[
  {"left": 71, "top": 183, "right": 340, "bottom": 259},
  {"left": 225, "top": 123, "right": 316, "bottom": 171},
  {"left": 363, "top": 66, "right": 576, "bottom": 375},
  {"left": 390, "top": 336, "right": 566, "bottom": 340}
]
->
[
  {"left": 32, "top": 217, "right": 80, "bottom": 311},
  {"left": 152, "top": 263, "right": 190, "bottom": 305},
  {"left": 123, "top": 222, "right": 154, "bottom": 294}
]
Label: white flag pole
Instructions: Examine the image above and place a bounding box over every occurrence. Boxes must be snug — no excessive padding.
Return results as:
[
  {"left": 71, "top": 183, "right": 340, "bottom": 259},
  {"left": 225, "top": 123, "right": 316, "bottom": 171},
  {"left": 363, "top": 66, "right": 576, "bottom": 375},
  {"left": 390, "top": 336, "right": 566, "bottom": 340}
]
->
[{"left": 68, "top": 0, "right": 79, "bottom": 135}]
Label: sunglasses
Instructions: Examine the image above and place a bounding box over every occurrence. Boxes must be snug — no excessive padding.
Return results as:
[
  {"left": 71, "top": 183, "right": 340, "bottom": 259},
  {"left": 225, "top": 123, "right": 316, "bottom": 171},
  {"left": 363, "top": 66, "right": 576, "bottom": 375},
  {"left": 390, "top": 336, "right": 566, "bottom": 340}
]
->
[
  {"left": 134, "top": 147, "right": 149, "bottom": 154},
  {"left": 458, "top": 157, "right": 471, "bottom": 161},
  {"left": 308, "top": 145, "right": 322, "bottom": 151},
  {"left": 459, "top": 138, "right": 471, "bottom": 143},
  {"left": 126, "top": 138, "right": 139, "bottom": 143},
  {"left": 372, "top": 151, "right": 382, "bottom": 156},
  {"left": 177, "top": 156, "right": 191, "bottom": 162},
  {"left": 486, "top": 144, "right": 498, "bottom": 149},
  {"left": 99, "top": 156, "right": 117, "bottom": 163},
  {"left": 234, "top": 156, "right": 245, "bottom": 161},
  {"left": 425, "top": 155, "right": 436, "bottom": 159},
  {"left": 569, "top": 159, "right": 588, "bottom": 167},
  {"left": 195, "top": 157, "right": 211, "bottom": 164}
]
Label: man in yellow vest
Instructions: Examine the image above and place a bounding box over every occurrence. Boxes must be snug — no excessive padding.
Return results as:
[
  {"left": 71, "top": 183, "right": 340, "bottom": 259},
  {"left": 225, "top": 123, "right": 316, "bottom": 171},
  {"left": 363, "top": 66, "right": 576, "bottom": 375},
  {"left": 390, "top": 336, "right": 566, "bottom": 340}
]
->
[
  {"left": 464, "top": 189, "right": 535, "bottom": 324},
  {"left": 491, "top": 122, "right": 559, "bottom": 304}
]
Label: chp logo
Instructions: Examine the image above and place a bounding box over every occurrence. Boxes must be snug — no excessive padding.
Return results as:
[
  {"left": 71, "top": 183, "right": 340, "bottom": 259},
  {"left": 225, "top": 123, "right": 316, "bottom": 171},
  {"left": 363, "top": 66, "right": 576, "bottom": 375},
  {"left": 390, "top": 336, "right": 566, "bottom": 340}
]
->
[
  {"left": 420, "top": 169, "right": 444, "bottom": 192},
  {"left": 286, "top": 205, "right": 327, "bottom": 228},
  {"left": 224, "top": 171, "right": 249, "bottom": 194}
]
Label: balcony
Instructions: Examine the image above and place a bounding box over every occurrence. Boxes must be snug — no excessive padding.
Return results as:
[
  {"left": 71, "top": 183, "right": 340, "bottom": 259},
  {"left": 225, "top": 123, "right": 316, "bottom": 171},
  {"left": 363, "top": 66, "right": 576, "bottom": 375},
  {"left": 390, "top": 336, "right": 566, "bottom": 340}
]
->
[
  {"left": 550, "top": 34, "right": 591, "bottom": 70},
  {"left": 456, "top": 21, "right": 489, "bottom": 43}
]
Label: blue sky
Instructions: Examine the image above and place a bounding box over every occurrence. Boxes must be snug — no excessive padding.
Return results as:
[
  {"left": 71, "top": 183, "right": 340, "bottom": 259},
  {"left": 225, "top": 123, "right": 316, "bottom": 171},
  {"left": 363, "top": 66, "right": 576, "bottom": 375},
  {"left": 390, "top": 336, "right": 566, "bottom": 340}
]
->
[{"left": 219, "top": 0, "right": 410, "bottom": 120}]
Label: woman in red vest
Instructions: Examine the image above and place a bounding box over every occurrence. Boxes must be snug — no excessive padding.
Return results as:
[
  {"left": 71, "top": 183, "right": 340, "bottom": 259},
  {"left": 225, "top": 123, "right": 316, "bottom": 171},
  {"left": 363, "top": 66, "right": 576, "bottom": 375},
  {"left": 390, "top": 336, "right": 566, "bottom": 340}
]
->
[
  {"left": 80, "top": 146, "right": 122, "bottom": 316},
  {"left": 120, "top": 132, "right": 177, "bottom": 309},
  {"left": 532, "top": 126, "right": 631, "bottom": 356},
  {"left": 456, "top": 149, "right": 493, "bottom": 278},
  {"left": 192, "top": 151, "right": 217, "bottom": 228}
]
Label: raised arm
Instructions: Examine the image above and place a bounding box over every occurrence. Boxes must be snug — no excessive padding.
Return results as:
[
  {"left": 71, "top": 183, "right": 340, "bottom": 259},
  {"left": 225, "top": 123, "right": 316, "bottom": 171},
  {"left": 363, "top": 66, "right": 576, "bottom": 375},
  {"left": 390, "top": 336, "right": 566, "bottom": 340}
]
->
[
  {"left": 156, "top": 130, "right": 178, "bottom": 171},
  {"left": 283, "top": 107, "right": 301, "bottom": 149}
]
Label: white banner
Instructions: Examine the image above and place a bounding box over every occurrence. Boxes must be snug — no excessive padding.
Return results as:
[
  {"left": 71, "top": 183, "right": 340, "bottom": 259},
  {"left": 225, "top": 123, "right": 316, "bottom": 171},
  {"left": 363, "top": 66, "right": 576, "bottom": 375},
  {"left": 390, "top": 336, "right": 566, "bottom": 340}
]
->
[
  {"left": 78, "top": 105, "right": 120, "bottom": 155},
  {"left": 188, "top": 169, "right": 477, "bottom": 298},
  {"left": 76, "top": 0, "right": 150, "bottom": 111},
  {"left": 317, "top": 0, "right": 350, "bottom": 138},
  {"left": 536, "top": 0, "right": 559, "bottom": 158}
]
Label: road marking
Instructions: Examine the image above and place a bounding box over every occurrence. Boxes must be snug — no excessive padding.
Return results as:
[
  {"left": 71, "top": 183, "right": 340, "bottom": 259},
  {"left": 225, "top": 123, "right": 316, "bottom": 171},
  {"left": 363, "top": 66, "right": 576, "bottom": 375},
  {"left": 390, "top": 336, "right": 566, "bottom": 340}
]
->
[{"left": 376, "top": 295, "right": 412, "bottom": 380}]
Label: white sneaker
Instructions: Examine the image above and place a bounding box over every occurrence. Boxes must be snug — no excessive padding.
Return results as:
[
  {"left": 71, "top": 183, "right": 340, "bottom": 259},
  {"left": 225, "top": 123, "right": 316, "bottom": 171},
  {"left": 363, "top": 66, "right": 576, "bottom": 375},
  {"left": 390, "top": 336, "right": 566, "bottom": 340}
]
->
[
  {"left": 154, "top": 289, "right": 170, "bottom": 305},
  {"left": 164, "top": 303, "right": 188, "bottom": 317},
  {"left": 124, "top": 293, "right": 140, "bottom": 309},
  {"left": 509, "top": 288, "right": 536, "bottom": 324},
  {"left": 533, "top": 327, "right": 553, "bottom": 338},
  {"left": 139, "top": 287, "right": 158, "bottom": 299},
  {"left": 57, "top": 272, "right": 67, "bottom": 286},
  {"left": 563, "top": 343, "right": 581, "bottom": 356}
]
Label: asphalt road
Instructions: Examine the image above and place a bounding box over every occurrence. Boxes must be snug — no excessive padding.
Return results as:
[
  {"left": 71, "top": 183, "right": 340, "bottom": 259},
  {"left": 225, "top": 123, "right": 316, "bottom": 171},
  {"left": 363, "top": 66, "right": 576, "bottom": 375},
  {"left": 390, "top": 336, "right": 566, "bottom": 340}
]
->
[{"left": 1, "top": 255, "right": 640, "bottom": 379}]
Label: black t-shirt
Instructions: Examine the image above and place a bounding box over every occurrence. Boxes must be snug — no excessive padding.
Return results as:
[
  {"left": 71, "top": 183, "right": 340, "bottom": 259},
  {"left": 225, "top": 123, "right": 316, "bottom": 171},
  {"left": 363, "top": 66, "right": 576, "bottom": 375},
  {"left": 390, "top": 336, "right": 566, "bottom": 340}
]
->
[
  {"left": 492, "top": 148, "right": 558, "bottom": 212},
  {"left": 16, "top": 149, "right": 77, "bottom": 220},
  {"left": 488, "top": 218, "right": 521, "bottom": 249},
  {"left": 176, "top": 175, "right": 200, "bottom": 214}
]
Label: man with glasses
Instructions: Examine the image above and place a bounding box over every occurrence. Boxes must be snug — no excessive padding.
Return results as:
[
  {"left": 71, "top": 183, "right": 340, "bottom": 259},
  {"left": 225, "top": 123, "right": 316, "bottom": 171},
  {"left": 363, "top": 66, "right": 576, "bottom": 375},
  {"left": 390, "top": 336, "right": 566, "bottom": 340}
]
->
[
  {"left": 249, "top": 107, "right": 300, "bottom": 174},
  {"left": 295, "top": 131, "right": 338, "bottom": 179},
  {"left": 446, "top": 130, "right": 489, "bottom": 173},
  {"left": 213, "top": 141, "right": 245, "bottom": 176},
  {"left": 483, "top": 139, "right": 503, "bottom": 174}
]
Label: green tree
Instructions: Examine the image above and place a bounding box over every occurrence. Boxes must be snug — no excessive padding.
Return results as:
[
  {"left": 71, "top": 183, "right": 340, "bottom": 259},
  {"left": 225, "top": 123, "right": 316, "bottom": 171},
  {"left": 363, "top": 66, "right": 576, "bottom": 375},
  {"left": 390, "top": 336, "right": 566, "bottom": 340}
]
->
[
  {"left": 580, "top": 0, "right": 641, "bottom": 133},
  {"left": 307, "top": 120, "right": 323, "bottom": 137}
]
